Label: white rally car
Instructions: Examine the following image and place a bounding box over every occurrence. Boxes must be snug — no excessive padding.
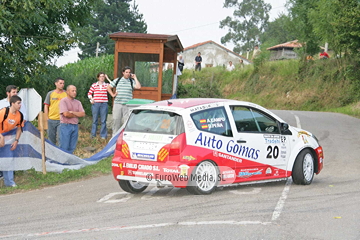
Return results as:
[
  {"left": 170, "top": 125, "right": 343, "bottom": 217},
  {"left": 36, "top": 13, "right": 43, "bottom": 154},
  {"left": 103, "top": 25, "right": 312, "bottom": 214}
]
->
[{"left": 112, "top": 98, "right": 324, "bottom": 195}]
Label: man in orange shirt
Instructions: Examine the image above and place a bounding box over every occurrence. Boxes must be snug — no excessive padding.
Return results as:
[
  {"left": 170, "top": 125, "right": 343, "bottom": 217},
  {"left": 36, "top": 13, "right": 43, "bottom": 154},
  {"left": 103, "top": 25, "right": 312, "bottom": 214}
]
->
[{"left": 0, "top": 95, "right": 24, "bottom": 187}]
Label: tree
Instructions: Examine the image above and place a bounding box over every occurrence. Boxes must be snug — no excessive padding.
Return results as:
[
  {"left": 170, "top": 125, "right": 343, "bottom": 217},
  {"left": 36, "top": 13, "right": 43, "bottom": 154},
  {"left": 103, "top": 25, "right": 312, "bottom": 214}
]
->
[
  {"left": 286, "top": 0, "right": 320, "bottom": 56},
  {"left": 261, "top": 14, "right": 296, "bottom": 47},
  {"left": 77, "top": 0, "right": 147, "bottom": 59},
  {"left": 220, "top": 0, "right": 271, "bottom": 53},
  {"left": 0, "top": 0, "right": 95, "bottom": 93},
  {"left": 309, "top": 0, "right": 360, "bottom": 58}
]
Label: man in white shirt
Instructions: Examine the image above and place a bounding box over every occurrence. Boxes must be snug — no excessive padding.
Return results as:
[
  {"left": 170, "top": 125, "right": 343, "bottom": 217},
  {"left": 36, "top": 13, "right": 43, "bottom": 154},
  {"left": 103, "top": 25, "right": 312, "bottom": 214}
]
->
[
  {"left": 227, "top": 61, "right": 235, "bottom": 71},
  {"left": 0, "top": 85, "right": 27, "bottom": 119}
]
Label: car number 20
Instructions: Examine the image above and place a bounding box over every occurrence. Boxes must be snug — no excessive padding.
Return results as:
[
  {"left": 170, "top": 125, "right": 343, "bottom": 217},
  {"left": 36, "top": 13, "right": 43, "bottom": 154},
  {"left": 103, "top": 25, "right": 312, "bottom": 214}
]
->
[{"left": 266, "top": 145, "right": 279, "bottom": 159}]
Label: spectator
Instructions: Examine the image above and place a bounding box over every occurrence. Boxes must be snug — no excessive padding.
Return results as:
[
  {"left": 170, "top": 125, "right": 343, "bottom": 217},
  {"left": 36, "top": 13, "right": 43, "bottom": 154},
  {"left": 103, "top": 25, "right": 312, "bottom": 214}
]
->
[
  {"left": 178, "top": 55, "right": 184, "bottom": 72},
  {"left": 88, "top": 72, "right": 109, "bottom": 139},
  {"left": 44, "top": 78, "right": 67, "bottom": 145},
  {"left": 177, "top": 55, "right": 184, "bottom": 76},
  {"left": 0, "top": 85, "right": 27, "bottom": 181},
  {"left": 59, "top": 85, "right": 85, "bottom": 154},
  {"left": 107, "top": 66, "right": 141, "bottom": 136},
  {"left": 195, "top": 52, "right": 202, "bottom": 71},
  {"left": 252, "top": 45, "right": 261, "bottom": 60},
  {"left": 227, "top": 61, "right": 235, "bottom": 71},
  {"left": 0, "top": 85, "right": 27, "bottom": 120},
  {"left": 306, "top": 55, "right": 314, "bottom": 62},
  {"left": 239, "top": 59, "right": 245, "bottom": 69},
  {"left": 319, "top": 49, "right": 330, "bottom": 59},
  {"left": 0, "top": 95, "right": 25, "bottom": 187}
]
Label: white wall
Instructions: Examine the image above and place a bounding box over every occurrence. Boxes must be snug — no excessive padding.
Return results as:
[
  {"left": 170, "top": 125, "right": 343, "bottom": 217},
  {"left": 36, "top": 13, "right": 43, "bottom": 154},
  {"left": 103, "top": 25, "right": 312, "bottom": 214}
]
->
[{"left": 181, "top": 42, "right": 251, "bottom": 70}]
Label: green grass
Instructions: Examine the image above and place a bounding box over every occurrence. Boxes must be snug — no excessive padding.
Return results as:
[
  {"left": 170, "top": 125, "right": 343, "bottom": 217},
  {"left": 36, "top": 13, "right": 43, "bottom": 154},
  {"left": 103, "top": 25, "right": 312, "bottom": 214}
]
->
[
  {"left": 0, "top": 115, "right": 112, "bottom": 195},
  {"left": 179, "top": 57, "right": 360, "bottom": 116},
  {"left": 0, "top": 157, "right": 112, "bottom": 194}
]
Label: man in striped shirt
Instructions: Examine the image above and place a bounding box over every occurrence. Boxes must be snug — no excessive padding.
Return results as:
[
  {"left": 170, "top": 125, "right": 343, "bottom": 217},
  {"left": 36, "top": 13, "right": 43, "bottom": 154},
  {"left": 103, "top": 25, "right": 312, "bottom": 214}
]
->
[
  {"left": 88, "top": 72, "right": 110, "bottom": 139},
  {"left": 107, "top": 66, "right": 141, "bottom": 136}
]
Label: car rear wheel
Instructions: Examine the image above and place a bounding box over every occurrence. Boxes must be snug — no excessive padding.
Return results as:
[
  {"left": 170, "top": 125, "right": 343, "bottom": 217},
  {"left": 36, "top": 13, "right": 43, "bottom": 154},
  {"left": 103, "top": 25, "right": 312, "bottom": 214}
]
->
[
  {"left": 119, "top": 180, "right": 149, "bottom": 193},
  {"left": 292, "top": 149, "right": 315, "bottom": 185},
  {"left": 186, "top": 160, "right": 218, "bottom": 195}
]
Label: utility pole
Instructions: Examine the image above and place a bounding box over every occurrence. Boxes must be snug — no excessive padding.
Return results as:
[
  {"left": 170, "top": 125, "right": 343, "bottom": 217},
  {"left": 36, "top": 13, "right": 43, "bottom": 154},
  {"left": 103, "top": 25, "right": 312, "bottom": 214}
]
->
[{"left": 96, "top": 42, "right": 100, "bottom": 57}]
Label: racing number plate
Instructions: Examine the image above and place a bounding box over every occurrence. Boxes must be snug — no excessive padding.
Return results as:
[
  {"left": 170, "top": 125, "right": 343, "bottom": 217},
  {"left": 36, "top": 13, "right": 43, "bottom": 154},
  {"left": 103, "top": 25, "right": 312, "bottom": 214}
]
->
[{"left": 133, "top": 141, "right": 158, "bottom": 150}]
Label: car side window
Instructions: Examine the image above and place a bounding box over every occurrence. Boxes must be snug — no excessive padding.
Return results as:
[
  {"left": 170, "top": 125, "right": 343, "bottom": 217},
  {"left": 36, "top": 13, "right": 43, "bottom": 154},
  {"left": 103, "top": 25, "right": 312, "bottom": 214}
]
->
[
  {"left": 230, "top": 106, "right": 279, "bottom": 133},
  {"left": 191, "top": 107, "right": 232, "bottom": 136}
]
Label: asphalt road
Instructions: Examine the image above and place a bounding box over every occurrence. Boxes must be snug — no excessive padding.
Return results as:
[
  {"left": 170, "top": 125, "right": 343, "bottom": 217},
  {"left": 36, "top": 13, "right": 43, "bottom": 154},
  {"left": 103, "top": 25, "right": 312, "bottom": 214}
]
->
[{"left": 0, "top": 110, "right": 359, "bottom": 240}]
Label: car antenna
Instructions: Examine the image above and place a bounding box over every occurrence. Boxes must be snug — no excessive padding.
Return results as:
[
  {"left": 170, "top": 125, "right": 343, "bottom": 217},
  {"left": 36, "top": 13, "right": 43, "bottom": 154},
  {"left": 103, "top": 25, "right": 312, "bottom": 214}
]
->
[{"left": 167, "top": 100, "right": 173, "bottom": 105}]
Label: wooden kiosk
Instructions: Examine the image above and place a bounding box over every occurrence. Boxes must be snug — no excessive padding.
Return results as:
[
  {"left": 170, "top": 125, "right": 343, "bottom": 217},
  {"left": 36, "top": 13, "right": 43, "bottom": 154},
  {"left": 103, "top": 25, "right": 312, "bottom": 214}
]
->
[{"left": 109, "top": 32, "right": 183, "bottom": 101}]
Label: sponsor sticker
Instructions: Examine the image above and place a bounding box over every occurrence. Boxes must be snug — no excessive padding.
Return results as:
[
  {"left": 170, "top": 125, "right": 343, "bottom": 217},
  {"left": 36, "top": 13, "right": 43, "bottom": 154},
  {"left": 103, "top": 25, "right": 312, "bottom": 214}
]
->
[
  {"left": 132, "top": 152, "right": 155, "bottom": 160},
  {"left": 182, "top": 155, "right": 196, "bottom": 161},
  {"left": 238, "top": 169, "right": 263, "bottom": 178},
  {"left": 297, "top": 131, "right": 310, "bottom": 138},
  {"left": 179, "top": 165, "right": 190, "bottom": 176}
]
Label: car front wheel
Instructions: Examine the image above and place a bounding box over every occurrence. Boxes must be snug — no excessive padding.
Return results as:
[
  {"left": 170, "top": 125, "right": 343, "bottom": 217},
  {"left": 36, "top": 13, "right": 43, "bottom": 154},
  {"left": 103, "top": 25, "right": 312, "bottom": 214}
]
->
[
  {"left": 119, "top": 180, "right": 148, "bottom": 193},
  {"left": 186, "top": 160, "right": 218, "bottom": 195},
  {"left": 292, "top": 149, "right": 315, "bottom": 185}
]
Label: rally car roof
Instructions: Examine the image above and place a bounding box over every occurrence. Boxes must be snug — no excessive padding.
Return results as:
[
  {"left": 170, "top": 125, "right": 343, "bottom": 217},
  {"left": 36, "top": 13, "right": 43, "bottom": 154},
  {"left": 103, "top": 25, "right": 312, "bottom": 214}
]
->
[{"left": 146, "top": 98, "right": 236, "bottom": 109}]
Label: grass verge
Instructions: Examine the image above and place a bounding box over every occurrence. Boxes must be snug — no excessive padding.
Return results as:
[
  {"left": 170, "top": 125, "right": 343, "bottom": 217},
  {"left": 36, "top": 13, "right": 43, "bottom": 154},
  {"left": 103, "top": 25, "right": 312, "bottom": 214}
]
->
[{"left": 0, "top": 116, "right": 113, "bottom": 194}]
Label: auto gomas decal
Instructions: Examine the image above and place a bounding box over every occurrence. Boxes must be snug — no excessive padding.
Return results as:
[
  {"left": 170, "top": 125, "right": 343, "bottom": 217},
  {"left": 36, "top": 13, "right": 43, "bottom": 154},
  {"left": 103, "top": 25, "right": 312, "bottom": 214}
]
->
[{"left": 194, "top": 132, "right": 260, "bottom": 160}]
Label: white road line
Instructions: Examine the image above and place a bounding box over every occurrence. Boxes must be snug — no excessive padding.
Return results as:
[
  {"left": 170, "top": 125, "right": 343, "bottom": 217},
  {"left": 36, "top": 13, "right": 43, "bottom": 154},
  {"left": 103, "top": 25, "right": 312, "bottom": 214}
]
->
[
  {"left": 141, "top": 187, "right": 163, "bottom": 200},
  {"left": 0, "top": 221, "right": 272, "bottom": 238},
  {"left": 272, "top": 178, "right": 292, "bottom": 221},
  {"left": 271, "top": 113, "right": 301, "bottom": 221},
  {"left": 97, "top": 192, "right": 123, "bottom": 203},
  {"left": 293, "top": 114, "right": 302, "bottom": 129},
  {"left": 97, "top": 192, "right": 133, "bottom": 203},
  {"left": 166, "top": 187, "right": 180, "bottom": 196}
]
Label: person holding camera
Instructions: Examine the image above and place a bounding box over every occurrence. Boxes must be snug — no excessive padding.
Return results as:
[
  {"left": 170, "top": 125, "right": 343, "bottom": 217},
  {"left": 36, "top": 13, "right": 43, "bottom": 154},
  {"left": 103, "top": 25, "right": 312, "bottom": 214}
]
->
[{"left": 107, "top": 66, "right": 141, "bottom": 136}]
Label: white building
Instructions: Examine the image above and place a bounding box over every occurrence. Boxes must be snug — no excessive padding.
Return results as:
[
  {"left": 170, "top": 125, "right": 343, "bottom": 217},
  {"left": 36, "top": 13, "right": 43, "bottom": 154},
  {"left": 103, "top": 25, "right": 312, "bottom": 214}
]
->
[{"left": 181, "top": 40, "right": 251, "bottom": 70}]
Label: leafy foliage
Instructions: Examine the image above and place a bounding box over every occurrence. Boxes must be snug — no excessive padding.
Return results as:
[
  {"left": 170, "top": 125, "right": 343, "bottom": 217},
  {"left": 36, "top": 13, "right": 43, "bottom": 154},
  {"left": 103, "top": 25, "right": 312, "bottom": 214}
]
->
[
  {"left": 177, "top": 68, "right": 224, "bottom": 99},
  {"left": 261, "top": 14, "right": 296, "bottom": 47},
  {"left": 0, "top": 0, "right": 95, "bottom": 93},
  {"left": 220, "top": 0, "right": 271, "bottom": 53},
  {"left": 286, "top": 0, "right": 320, "bottom": 56},
  {"left": 253, "top": 0, "right": 360, "bottom": 61},
  {"left": 308, "top": 0, "right": 360, "bottom": 58},
  {"left": 77, "top": 0, "right": 147, "bottom": 59}
]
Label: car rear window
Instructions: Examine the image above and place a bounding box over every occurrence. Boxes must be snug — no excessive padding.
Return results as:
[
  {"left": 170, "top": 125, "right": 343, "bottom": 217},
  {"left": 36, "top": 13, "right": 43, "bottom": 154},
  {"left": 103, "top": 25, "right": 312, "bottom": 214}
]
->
[{"left": 125, "top": 110, "right": 185, "bottom": 135}]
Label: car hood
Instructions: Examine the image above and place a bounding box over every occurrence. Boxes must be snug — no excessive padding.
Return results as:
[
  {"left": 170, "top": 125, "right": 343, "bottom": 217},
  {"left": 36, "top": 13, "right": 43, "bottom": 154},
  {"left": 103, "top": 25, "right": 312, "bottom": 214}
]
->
[{"left": 289, "top": 126, "right": 313, "bottom": 137}]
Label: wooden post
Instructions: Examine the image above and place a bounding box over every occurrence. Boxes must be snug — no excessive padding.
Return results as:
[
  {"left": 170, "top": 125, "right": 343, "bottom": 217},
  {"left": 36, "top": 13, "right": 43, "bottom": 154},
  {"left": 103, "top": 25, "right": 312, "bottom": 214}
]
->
[
  {"left": 38, "top": 111, "right": 47, "bottom": 174},
  {"left": 157, "top": 41, "right": 164, "bottom": 101}
]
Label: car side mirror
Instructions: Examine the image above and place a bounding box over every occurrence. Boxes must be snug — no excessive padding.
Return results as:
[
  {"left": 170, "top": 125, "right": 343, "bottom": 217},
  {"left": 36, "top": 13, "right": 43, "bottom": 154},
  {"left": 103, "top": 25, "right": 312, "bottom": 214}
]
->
[
  {"left": 280, "top": 122, "right": 292, "bottom": 135},
  {"left": 280, "top": 122, "right": 289, "bottom": 131}
]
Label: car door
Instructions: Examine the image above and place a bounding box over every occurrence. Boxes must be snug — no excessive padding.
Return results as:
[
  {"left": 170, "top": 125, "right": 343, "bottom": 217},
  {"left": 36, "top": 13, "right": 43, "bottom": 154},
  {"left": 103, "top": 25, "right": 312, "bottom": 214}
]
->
[
  {"left": 227, "top": 105, "right": 290, "bottom": 181},
  {"left": 189, "top": 106, "right": 235, "bottom": 168}
]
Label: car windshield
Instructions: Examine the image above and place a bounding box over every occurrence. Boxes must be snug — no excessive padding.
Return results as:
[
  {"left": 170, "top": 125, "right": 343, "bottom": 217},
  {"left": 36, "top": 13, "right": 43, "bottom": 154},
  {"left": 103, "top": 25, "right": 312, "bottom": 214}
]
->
[{"left": 125, "top": 110, "right": 185, "bottom": 135}]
